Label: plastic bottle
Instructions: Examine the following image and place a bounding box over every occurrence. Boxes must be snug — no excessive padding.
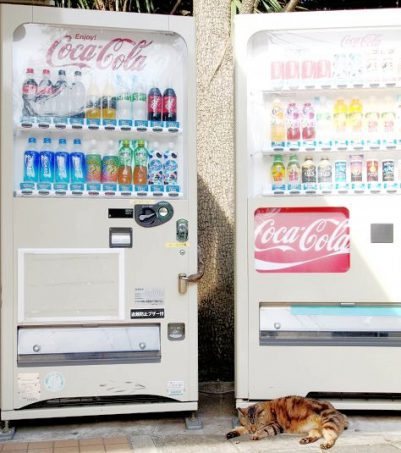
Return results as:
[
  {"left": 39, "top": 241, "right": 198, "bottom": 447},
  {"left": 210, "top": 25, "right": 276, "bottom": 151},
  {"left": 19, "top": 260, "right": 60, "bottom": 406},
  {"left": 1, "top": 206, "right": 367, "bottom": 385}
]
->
[
  {"left": 118, "top": 139, "right": 133, "bottom": 186},
  {"left": 21, "top": 67, "right": 38, "bottom": 125},
  {"left": 102, "top": 80, "right": 117, "bottom": 129},
  {"left": 313, "top": 96, "right": 332, "bottom": 148},
  {"left": 270, "top": 99, "right": 286, "bottom": 143},
  {"left": 53, "top": 69, "right": 69, "bottom": 127},
  {"left": 37, "top": 69, "right": 53, "bottom": 126},
  {"left": 164, "top": 142, "right": 179, "bottom": 192},
  {"left": 286, "top": 102, "right": 301, "bottom": 141},
  {"left": 23, "top": 137, "right": 39, "bottom": 184},
  {"left": 148, "top": 141, "right": 164, "bottom": 191},
  {"left": 163, "top": 87, "right": 177, "bottom": 122},
  {"left": 302, "top": 102, "right": 315, "bottom": 140},
  {"left": 348, "top": 98, "right": 363, "bottom": 135},
  {"left": 39, "top": 137, "right": 54, "bottom": 184},
  {"left": 54, "top": 138, "right": 70, "bottom": 192},
  {"left": 396, "top": 95, "right": 401, "bottom": 136},
  {"left": 70, "top": 138, "right": 86, "bottom": 191},
  {"left": 69, "top": 70, "right": 86, "bottom": 128},
  {"left": 101, "top": 140, "right": 119, "bottom": 189},
  {"left": 86, "top": 79, "right": 101, "bottom": 128},
  {"left": 301, "top": 156, "right": 317, "bottom": 190},
  {"left": 380, "top": 95, "right": 396, "bottom": 138},
  {"left": 286, "top": 154, "right": 301, "bottom": 191},
  {"left": 364, "top": 96, "right": 380, "bottom": 144},
  {"left": 147, "top": 86, "right": 162, "bottom": 122},
  {"left": 116, "top": 74, "right": 132, "bottom": 128},
  {"left": 271, "top": 154, "right": 286, "bottom": 191},
  {"left": 86, "top": 139, "right": 102, "bottom": 191},
  {"left": 133, "top": 139, "right": 149, "bottom": 185},
  {"left": 317, "top": 156, "right": 332, "bottom": 191},
  {"left": 333, "top": 98, "right": 348, "bottom": 135},
  {"left": 132, "top": 78, "right": 148, "bottom": 125}
]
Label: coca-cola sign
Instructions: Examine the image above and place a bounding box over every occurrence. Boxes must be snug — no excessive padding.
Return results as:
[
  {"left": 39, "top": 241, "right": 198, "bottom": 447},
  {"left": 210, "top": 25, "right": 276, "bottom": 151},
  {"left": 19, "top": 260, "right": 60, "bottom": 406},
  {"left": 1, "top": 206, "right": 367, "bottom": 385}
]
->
[
  {"left": 46, "top": 34, "right": 152, "bottom": 71},
  {"left": 254, "top": 207, "right": 350, "bottom": 273},
  {"left": 341, "top": 33, "right": 382, "bottom": 48}
]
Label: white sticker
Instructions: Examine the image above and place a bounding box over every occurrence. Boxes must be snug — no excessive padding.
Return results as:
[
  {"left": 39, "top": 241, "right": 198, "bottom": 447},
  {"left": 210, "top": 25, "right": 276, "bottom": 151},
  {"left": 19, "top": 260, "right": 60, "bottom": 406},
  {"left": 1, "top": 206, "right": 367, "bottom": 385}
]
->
[
  {"left": 44, "top": 371, "right": 65, "bottom": 392},
  {"left": 135, "top": 287, "right": 164, "bottom": 305},
  {"left": 17, "top": 372, "right": 40, "bottom": 403},
  {"left": 167, "top": 380, "right": 185, "bottom": 397}
]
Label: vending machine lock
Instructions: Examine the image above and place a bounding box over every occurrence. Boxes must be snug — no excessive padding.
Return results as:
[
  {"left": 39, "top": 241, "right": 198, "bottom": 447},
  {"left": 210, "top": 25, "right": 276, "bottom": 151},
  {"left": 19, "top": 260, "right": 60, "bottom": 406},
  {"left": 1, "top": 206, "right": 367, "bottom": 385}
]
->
[
  {"left": 176, "top": 219, "right": 189, "bottom": 242},
  {"left": 135, "top": 201, "right": 174, "bottom": 228}
]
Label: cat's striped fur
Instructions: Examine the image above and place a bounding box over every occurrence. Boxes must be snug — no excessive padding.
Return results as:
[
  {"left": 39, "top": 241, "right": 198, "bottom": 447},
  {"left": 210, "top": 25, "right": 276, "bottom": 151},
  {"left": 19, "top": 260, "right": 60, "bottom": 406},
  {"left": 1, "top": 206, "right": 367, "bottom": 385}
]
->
[{"left": 226, "top": 395, "right": 348, "bottom": 449}]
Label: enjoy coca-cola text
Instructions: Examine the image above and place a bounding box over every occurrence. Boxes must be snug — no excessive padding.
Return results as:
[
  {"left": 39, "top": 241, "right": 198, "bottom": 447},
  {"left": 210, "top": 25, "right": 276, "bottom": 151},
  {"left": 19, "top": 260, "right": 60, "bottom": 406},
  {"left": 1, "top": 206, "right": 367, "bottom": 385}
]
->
[{"left": 46, "top": 35, "right": 153, "bottom": 71}]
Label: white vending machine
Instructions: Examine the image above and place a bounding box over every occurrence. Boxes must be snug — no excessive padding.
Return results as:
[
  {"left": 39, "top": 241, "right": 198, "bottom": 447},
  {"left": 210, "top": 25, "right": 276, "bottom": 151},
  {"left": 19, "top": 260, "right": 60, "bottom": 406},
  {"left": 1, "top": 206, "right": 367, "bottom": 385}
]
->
[
  {"left": 234, "top": 9, "right": 401, "bottom": 410},
  {"left": 0, "top": 4, "right": 199, "bottom": 423}
]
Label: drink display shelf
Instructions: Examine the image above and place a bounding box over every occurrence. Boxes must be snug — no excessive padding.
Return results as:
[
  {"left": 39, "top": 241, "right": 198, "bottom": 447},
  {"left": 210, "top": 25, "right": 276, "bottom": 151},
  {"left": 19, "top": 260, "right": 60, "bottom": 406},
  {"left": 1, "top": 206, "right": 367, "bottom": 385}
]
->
[
  {"left": 16, "top": 122, "right": 182, "bottom": 135},
  {"left": 260, "top": 140, "right": 401, "bottom": 156},
  {"left": 260, "top": 183, "right": 400, "bottom": 197},
  {"left": 15, "top": 189, "right": 183, "bottom": 199},
  {"left": 261, "top": 81, "right": 400, "bottom": 94}
]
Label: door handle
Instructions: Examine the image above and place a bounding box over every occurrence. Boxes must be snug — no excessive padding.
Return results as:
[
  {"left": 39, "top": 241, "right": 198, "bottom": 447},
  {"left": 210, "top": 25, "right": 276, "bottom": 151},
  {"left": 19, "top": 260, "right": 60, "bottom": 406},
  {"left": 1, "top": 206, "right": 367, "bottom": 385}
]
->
[{"left": 178, "top": 246, "right": 205, "bottom": 294}]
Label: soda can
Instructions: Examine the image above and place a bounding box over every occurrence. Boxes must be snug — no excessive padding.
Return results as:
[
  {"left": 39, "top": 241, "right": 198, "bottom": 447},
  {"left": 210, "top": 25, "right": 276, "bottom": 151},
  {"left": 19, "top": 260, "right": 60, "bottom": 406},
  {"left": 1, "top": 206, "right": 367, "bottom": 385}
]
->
[
  {"left": 382, "top": 159, "right": 395, "bottom": 182},
  {"left": 23, "top": 150, "right": 39, "bottom": 182},
  {"left": 55, "top": 152, "right": 70, "bottom": 183},
  {"left": 39, "top": 151, "right": 54, "bottom": 182},
  {"left": 350, "top": 154, "right": 363, "bottom": 183},
  {"left": 335, "top": 160, "right": 347, "bottom": 183},
  {"left": 271, "top": 61, "right": 284, "bottom": 79},
  {"left": 366, "top": 159, "right": 379, "bottom": 182},
  {"left": 285, "top": 60, "right": 299, "bottom": 86},
  {"left": 316, "top": 59, "right": 332, "bottom": 80},
  {"left": 101, "top": 156, "right": 119, "bottom": 183},
  {"left": 301, "top": 60, "right": 316, "bottom": 83},
  {"left": 86, "top": 154, "right": 102, "bottom": 183}
]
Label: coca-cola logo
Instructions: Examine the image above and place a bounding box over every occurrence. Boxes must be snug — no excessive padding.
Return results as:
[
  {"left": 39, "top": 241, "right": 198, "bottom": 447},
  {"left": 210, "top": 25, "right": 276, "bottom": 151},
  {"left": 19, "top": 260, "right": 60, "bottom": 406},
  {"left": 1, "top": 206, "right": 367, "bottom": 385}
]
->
[
  {"left": 341, "top": 34, "right": 382, "bottom": 48},
  {"left": 254, "top": 207, "right": 350, "bottom": 273},
  {"left": 46, "top": 34, "right": 152, "bottom": 71}
]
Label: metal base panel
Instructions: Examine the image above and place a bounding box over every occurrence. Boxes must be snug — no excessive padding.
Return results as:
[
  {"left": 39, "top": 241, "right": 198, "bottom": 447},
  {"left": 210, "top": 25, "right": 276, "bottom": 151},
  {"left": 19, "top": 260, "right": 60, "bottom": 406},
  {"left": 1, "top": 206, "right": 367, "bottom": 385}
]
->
[
  {"left": 2, "top": 401, "right": 198, "bottom": 421},
  {"left": 236, "top": 398, "right": 401, "bottom": 411}
]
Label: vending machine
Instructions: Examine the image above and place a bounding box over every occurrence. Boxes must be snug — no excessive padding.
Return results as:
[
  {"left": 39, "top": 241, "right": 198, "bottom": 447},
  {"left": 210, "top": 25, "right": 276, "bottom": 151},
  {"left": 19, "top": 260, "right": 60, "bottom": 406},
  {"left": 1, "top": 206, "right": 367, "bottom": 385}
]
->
[
  {"left": 0, "top": 5, "right": 199, "bottom": 422},
  {"left": 234, "top": 9, "right": 401, "bottom": 410}
]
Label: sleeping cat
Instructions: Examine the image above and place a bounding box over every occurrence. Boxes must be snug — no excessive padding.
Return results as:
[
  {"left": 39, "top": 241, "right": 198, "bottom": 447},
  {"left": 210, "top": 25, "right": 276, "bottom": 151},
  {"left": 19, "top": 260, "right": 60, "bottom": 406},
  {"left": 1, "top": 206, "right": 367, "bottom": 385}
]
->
[{"left": 226, "top": 395, "right": 348, "bottom": 450}]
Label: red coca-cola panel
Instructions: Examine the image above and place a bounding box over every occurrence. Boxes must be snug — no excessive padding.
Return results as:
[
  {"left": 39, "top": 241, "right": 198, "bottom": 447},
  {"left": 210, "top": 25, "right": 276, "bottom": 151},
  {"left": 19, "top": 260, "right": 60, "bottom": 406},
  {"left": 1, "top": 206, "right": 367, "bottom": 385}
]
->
[{"left": 254, "top": 207, "right": 350, "bottom": 273}]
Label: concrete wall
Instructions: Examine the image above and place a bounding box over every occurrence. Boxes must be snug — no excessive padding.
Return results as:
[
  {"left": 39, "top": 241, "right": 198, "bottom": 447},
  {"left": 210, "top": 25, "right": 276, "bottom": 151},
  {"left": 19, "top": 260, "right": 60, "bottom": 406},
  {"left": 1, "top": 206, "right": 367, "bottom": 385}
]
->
[{"left": 194, "top": 0, "right": 235, "bottom": 381}]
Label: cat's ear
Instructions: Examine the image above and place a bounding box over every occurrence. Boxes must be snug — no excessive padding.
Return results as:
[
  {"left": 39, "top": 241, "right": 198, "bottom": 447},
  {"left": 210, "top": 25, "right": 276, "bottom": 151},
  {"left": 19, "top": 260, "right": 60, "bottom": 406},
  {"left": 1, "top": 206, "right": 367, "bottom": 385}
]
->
[{"left": 238, "top": 408, "right": 247, "bottom": 416}]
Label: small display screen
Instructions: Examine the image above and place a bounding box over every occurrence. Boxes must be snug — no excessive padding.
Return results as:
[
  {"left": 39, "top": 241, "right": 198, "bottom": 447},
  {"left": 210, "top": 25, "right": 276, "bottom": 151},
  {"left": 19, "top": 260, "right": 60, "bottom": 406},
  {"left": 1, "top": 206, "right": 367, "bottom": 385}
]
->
[{"left": 108, "top": 209, "right": 134, "bottom": 219}]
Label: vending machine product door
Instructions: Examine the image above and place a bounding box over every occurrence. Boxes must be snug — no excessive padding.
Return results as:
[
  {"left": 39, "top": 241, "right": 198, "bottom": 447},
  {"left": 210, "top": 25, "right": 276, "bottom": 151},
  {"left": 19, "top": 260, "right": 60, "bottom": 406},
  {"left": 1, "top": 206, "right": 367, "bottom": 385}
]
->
[
  {"left": 235, "top": 9, "right": 401, "bottom": 410},
  {"left": 0, "top": 4, "right": 198, "bottom": 420}
]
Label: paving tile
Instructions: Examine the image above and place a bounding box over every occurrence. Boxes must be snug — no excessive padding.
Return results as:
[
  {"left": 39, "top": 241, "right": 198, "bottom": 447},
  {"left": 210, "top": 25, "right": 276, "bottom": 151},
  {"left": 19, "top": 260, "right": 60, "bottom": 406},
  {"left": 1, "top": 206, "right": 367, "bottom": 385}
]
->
[
  {"left": 104, "top": 447, "right": 132, "bottom": 453},
  {"left": 27, "top": 449, "right": 53, "bottom": 453},
  {"left": 79, "top": 446, "right": 105, "bottom": 453},
  {"left": 78, "top": 440, "right": 103, "bottom": 447},
  {"left": 28, "top": 443, "right": 53, "bottom": 450},
  {"left": 54, "top": 441, "right": 79, "bottom": 448},
  {"left": 54, "top": 448, "right": 80, "bottom": 453},
  {"left": 3, "top": 443, "right": 29, "bottom": 451},
  {"left": 102, "top": 438, "right": 129, "bottom": 447}
]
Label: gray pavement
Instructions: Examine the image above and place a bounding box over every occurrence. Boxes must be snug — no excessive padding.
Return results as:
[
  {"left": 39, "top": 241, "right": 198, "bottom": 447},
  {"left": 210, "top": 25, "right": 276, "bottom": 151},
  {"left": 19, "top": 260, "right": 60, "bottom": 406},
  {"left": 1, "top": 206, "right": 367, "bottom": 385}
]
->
[{"left": 6, "top": 383, "right": 401, "bottom": 452}]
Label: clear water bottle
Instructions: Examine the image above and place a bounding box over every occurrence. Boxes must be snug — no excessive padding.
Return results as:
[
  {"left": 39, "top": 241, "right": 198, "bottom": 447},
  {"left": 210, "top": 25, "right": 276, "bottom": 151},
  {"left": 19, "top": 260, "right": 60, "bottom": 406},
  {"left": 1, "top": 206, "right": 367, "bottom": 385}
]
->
[
  {"left": 132, "top": 77, "right": 147, "bottom": 126},
  {"left": 69, "top": 70, "right": 86, "bottom": 128},
  {"left": 53, "top": 70, "right": 69, "bottom": 128},
  {"left": 39, "top": 137, "right": 54, "bottom": 189},
  {"left": 116, "top": 74, "right": 133, "bottom": 129},
  {"left": 23, "top": 137, "right": 39, "bottom": 184},
  {"left": 37, "top": 69, "right": 53, "bottom": 126},
  {"left": 21, "top": 68, "right": 38, "bottom": 126},
  {"left": 54, "top": 138, "right": 70, "bottom": 191}
]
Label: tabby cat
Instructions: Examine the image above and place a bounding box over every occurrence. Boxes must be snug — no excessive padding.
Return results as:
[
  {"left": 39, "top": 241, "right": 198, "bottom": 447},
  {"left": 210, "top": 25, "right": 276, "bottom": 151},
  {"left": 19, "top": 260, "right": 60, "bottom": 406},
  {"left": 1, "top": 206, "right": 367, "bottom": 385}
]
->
[{"left": 226, "top": 395, "right": 348, "bottom": 450}]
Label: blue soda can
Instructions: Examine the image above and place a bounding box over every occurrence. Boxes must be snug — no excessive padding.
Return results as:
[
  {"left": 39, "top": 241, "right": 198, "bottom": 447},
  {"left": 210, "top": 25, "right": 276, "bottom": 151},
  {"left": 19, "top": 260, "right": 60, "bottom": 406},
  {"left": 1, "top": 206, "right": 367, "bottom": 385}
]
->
[
  {"left": 39, "top": 151, "right": 54, "bottom": 182},
  {"left": 334, "top": 160, "right": 347, "bottom": 183},
  {"left": 70, "top": 152, "right": 86, "bottom": 183},
  {"left": 55, "top": 152, "right": 70, "bottom": 183}
]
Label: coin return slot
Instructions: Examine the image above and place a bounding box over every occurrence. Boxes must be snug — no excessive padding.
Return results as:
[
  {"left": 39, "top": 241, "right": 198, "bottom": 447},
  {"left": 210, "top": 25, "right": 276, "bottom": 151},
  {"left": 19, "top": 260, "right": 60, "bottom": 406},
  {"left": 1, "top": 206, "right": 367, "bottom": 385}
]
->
[{"left": 109, "top": 228, "right": 132, "bottom": 248}]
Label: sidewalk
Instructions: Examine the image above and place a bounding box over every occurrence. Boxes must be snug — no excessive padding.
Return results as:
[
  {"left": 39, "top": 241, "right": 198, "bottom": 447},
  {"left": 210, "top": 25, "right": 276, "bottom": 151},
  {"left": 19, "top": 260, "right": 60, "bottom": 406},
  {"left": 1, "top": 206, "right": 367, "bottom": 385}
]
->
[{"left": 4, "top": 384, "right": 401, "bottom": 452}]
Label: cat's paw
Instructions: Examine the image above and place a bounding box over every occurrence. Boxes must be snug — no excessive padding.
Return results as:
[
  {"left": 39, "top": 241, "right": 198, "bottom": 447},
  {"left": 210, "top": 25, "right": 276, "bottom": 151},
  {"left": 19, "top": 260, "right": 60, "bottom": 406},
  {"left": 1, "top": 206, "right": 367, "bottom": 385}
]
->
[
  {"left": 226, "top": 431, "right": 239, "bottom": 440},
  {"left": 320, "top": 442, "right": 334, "bottom": 449},
  {"left": 300, "top": 436, "right": 319, "bottom": 444},
  {"left": 250, "top": 434, "right": 260, "bottom": 441}
]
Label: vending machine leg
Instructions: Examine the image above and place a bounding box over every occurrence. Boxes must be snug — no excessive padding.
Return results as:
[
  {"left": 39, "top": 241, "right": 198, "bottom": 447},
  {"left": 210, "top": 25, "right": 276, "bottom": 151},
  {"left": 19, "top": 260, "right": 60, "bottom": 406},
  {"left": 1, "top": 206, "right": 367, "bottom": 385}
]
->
[
  {"left": 0, "top": 421, "right": 15, "bottom": 441},
  {"left": 185, "top": 412, "right": 203, "bottom": 430}
]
